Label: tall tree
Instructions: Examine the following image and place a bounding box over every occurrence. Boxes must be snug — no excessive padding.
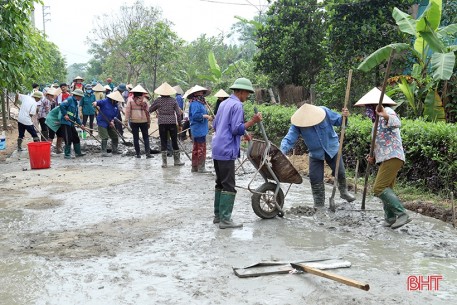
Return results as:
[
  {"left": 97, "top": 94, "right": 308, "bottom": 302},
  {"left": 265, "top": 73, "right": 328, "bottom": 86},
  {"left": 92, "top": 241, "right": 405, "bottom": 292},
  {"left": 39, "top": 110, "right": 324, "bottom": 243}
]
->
[{"left": 254, "top": 0, "right": 326, "bottom": 94}]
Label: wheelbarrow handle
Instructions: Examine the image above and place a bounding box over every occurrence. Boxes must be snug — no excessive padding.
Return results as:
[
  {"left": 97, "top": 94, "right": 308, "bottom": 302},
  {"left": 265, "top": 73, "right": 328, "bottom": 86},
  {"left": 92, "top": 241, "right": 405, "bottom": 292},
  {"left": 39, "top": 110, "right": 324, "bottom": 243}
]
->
[{"left": 253, "top": 107, "right": 269, "bottom": 143}]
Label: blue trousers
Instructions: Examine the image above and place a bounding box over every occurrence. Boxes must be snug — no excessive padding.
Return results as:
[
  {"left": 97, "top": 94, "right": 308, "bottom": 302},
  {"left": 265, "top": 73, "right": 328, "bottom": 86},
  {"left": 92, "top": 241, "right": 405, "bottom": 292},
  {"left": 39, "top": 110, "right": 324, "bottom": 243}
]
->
[{"left": 309, "top": 153, "right": 345, "bottom": 184}]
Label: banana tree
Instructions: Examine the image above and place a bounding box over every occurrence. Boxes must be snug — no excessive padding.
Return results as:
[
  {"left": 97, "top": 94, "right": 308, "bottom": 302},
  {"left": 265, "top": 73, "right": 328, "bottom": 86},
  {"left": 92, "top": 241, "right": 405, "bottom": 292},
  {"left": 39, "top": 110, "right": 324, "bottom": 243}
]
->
[{"left": 358, "top": 0, "right": 457, "bottom": 122}]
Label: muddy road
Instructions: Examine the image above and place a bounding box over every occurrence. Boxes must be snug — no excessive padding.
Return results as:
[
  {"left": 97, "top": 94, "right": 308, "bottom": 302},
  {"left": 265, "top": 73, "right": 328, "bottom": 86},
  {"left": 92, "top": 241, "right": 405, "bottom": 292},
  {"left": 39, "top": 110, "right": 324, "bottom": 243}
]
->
[{"left": 0, "top": 140, "right": 456, "bottom": 305}]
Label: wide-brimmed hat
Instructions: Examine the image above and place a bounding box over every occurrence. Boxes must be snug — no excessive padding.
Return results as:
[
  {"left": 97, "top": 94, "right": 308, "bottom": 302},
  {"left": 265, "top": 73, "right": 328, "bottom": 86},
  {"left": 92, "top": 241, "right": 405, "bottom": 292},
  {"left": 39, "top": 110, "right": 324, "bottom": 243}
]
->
[
  {"left": 104, "top": 85, "right": 112, "bottom": 91},
  {"left": 290, "top": 103, "right": 326, "bottom": 127},
  {"left": 31, "top": 91, "right": 43, "bottom": 99},
  {"left": 214, "top": 89, "right": 229, "bottom": 98},
  {"left": 230, "top": 78, "right": 254, "bottom": 93},
  {"left": 73, "top": 76, "right": 84, "bottom": 81},
  {"left": 155, "top": 82, "right": 176, "bottom": 96},
  {"left": 92, "top": 83, "right": 105, "bottom": 92},
  {"left": 118, "top": 83, "right": 127, "bottom": 92},
  {"left": 107, "top": 91, "right": 124, "bottom": 103},
  {"left": 45, "top": 88, "right": 57, "bottom": 96},
  {"left": 185, "top": 85, "right": 210, "bottom": 99},
  {"left": 131, "top": 84, "right": 148, "bottom": 94},
  {"left": 354, "top": 87, "right": 397, "bottom": 107},
  {"left": 173, "top": 85, "right": 184, "bottom": 95},
  {"left": 71, "top": 89, "right": 84, "bottom": 97},
  {"left": 52, "top": 83, "right": 59, "bottom": 88}
]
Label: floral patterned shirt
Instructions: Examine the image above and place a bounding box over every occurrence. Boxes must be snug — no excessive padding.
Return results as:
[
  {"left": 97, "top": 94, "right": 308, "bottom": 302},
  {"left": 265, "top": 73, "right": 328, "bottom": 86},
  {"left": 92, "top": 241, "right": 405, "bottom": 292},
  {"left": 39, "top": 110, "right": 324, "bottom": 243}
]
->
[{"left": 373, "top": 107, "right": 405, "bottom": 163}]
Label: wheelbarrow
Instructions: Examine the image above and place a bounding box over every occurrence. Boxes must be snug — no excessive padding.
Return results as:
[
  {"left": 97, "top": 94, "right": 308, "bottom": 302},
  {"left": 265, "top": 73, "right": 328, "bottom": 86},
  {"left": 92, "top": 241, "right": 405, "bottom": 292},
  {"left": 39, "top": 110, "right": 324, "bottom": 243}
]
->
[{"left": 246, "top": 108, "right": 302, "bottom": 219}]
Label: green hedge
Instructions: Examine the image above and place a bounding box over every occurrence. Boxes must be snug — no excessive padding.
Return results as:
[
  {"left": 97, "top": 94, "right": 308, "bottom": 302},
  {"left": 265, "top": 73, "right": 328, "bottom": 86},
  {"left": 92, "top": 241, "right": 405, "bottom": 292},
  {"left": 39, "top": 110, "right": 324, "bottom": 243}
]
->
[{"left": 243, "top": 102, "right": 457, "bottom": 194}]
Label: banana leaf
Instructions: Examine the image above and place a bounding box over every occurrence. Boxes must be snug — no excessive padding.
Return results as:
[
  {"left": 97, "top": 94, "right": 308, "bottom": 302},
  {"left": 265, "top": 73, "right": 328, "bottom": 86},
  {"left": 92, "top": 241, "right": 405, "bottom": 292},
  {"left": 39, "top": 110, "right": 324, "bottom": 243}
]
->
[
  {"left": 423, "top": 89, "right": 445, "bottom": 122},
  {"left": 437, "top": 24, "right": 457, "bottom": 39},
  {"left": 419, "top": 30, "right": 446, "bottom": 53},
  {"left": 398, "top": 76, "right": 417, "bottom": 114},
  {"left": 357, "top": 43, "right": 410, "bottom": 72},
  {"left": 208, "top": 51, "right": 222, "bottom": 79},
  {"left": 393, "top": 8, "right": 416, "bottom": 36},
  {"left": 416, "top": 0, "right": 442, "bottom": 32},
  {"left": 431, "top": 51, "right": 455, "bottom": 80}
]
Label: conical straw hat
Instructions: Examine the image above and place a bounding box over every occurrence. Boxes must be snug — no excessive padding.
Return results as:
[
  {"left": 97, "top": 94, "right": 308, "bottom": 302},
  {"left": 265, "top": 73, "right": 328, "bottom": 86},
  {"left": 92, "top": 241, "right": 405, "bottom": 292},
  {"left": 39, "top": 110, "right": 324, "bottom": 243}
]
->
[
  {"left": 130, "top": 84, "right": 148, "bottom": 94},
  {"left": 104, "top": 85, "right": 112, "bottom": 91},
  {"left": 290, "top": 103, "right": 326, "bottom": 127},
  {"left": 107, "top": 91, "right": 125, "bottom": 103},
  {"left": 54, "top": 87, "right": 62, "bottom": 96},
  {"left": 214, "top": 89, "right": 229, "bottom": 98},
  {"left": 186, "top": 85, "right": 210, "bottom": 98},
  {"left": 354, "top": 87, "right": 396, "bottom": 107},
  {"left": 173, "top": 85, "right": 184, "bottom": 95},
  {"left": 154, "top": 82, "right": 176, "bottom": 96},
  {"left": 73, "top": 76, "right": 84, "bottom": 81},
  {"left": 92, "top": 83, "right": 105, "bottom": 92}
]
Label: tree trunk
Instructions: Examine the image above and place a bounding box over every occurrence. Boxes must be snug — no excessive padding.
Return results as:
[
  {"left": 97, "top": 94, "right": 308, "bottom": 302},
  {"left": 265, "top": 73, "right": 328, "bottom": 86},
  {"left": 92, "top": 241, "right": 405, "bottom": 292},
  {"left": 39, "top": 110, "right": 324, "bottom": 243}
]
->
[
  {"left": 268, "top": 88, "right": 277, "bottom": 104},
  {"left": 1, "top": 89, "right": 7, "bottom": 130}
]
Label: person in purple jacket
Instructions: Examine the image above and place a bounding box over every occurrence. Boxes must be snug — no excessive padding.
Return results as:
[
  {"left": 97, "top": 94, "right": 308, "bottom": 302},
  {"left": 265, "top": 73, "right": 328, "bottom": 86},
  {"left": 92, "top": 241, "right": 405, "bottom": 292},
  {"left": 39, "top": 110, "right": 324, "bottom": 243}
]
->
[{"left": 211, "top": 78, "right": 262, "bottom": 229}]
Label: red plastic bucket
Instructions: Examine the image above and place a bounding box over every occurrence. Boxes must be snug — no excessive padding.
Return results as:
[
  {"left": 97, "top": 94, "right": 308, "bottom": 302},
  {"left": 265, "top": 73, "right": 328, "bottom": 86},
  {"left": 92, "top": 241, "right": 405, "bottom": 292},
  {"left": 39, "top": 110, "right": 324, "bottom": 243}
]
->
[{"left": 27, "top": 142, "right": 51, "bottom": 169}]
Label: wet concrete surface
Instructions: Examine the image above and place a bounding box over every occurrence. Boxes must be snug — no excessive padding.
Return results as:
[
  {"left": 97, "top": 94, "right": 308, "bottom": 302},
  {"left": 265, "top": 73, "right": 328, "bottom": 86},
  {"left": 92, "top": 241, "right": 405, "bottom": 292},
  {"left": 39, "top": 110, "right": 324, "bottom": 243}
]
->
[{"left": 1, "top": 138, "right": 456, "bottom": 304}]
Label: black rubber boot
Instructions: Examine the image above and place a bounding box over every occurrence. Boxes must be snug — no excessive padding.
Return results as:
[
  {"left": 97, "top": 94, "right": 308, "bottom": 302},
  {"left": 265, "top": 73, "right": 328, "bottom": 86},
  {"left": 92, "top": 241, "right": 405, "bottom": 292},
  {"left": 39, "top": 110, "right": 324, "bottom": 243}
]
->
[
  {"left": 17, "top": 138, "right": 23, "bottom": 151},
  {"left": 111, "top": 138, "right": 119, "bottom": 154},
  {"left": 338, "top": 177, "right": 356, "bottom": 202},
  {"left": 311, "top": 182, "right": 325, "bottom": 208}
]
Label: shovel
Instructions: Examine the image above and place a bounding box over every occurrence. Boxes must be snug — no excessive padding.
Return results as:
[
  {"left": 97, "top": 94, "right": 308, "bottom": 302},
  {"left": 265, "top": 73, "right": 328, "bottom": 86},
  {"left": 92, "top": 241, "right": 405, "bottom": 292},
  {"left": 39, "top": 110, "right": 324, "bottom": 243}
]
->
[
  {"left": 96, "top": 106, "right": 133, "bottom": 147},
  {"left": 68, "top": 119, "right": 102, "bottom": 145},
  {"left": 329, "top": 69, "right": 353, "bottom": 212},
  {"left": 114, "top": 117, "right": 161, "bottom": 154}
]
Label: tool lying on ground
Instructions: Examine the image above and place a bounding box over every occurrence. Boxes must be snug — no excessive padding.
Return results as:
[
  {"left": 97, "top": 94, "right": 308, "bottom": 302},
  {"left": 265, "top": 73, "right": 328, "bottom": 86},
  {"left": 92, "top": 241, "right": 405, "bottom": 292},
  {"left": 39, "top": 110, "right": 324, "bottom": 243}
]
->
[
  {"left": 361, "top": 50, "right": 395, "bottom": 210},
  {"left": 96, "top": 106, "right": 133, "bottom": 147},
  {"left": 233, "top": 257, "right": 346, "bottom": 278},
  {"left": 329, "top": 69, "right": 353, "bottom": 212},
  {"left": 290, "top": 262, "right": 370, "bottom": 291}
]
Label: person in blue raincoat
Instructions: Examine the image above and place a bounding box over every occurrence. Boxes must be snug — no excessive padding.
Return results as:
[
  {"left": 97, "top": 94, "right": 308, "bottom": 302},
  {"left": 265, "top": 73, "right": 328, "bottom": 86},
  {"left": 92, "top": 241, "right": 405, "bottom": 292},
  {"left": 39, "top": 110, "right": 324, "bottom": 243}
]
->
[
  {"left": 80, "top": 84, "right": 96, "bottom": 130},
  {"left": 280, "top": 103, "right": 355, "bottom": 208},
  {"left": 93, "top": 91, "right": 122, "bottom": 157},
  {"left": 60, "top": 89, "right": 86, "bottom": 159}
]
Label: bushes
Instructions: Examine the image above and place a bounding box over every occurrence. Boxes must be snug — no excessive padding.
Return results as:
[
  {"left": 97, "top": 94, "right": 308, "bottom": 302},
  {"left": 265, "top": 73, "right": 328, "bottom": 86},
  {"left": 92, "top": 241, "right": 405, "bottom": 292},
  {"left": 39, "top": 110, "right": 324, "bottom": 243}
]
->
[{"left": 243, "top": 102, "right": 457, "bottom": 194}]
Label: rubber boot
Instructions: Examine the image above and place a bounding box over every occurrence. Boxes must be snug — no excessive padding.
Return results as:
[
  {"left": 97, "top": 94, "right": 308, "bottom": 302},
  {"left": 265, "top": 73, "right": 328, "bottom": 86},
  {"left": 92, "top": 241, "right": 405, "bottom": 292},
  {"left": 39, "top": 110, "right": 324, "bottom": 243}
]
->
[
  {"left": 198, "top": 161, "right": 211, "bottom": 173},
  {"left": 33, "top": 137, "right": 40, "bottom": 142},
  {"left": 311, "top": 182, "right": 325, "bottom": 208},
  {"left": 74, "top": 143, "right": 86, "bottom": 157},
  {"left": 213, "top": 189, "right": 222, "bottom": 224},
  {"left": 197, "top": 143, "right": 211, "bottom": 173},
  {"left": 338, "top": 177, "right": 356, "bottom": 202},
  {"left": 17, "top": 138, "right": 23, "bottom": 151},
  {"left": 111, "top": 138, "right": 119, "bottom": 154},
  {"left": 56, "top": 137, "right": 63, "bottom": 154},
  {"left": 173, "top": 151, "right": 184, "bottom": 166},
  {"left": 191, "top": 142, "right": 198, "bottom": 172},
  {"left": 381, "top": 202, "right": 396, "bottom": 227},
  {"left": 161, "top": 151, "right": 167, "bottom": 168},
  {"left": 64, "top": 145, "right": 72, "bottom": 159},
  {"left": 378, "top": 188, "right": 412, "bottom": 229},
  {"left": 101, "top": 140, "right": 111, "bottom": 157},
  {"left": 219, "top": 191, "right": 243, "bottom": 229}
]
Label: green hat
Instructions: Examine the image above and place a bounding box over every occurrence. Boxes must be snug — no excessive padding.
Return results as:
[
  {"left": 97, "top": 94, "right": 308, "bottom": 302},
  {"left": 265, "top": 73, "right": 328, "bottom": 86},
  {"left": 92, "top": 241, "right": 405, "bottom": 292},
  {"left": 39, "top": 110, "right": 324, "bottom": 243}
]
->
[
  {"left": 229, "top": 78, "right": 254, "bottom": 93},
  {"left": 31, "top": 91, "right": 43, "bottom": 99},
  {"left": 71, "top": 89, "right": 84, "bottom": 97}
]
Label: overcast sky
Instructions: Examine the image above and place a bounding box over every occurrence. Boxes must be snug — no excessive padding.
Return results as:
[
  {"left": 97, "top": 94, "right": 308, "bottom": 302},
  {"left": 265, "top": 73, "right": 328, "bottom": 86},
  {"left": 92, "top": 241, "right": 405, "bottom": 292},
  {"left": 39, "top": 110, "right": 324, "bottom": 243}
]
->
[{"left": 33, "top": 0, "right": 268, "bottom": 65}]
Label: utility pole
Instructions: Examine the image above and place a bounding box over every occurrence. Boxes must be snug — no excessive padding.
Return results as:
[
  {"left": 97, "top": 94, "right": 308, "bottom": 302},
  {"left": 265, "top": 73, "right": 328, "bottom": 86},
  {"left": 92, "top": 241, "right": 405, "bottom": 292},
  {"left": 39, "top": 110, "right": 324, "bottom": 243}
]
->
[{"left": 42, "top": 5, "right": 51, "bottom": 35}]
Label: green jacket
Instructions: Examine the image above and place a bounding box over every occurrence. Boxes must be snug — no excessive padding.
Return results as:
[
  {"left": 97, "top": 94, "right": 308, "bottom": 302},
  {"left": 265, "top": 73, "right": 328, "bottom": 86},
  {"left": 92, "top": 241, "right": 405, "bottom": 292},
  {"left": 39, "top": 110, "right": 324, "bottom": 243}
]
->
[
  {"left": 60, "top": 96, "right": 81, "bottom": 126},
  {"left": 45, "top": 106, "right": 62, "bottom": 132},
  {"left": 80, "top": 93, "right": 96, "bottom": 115}
]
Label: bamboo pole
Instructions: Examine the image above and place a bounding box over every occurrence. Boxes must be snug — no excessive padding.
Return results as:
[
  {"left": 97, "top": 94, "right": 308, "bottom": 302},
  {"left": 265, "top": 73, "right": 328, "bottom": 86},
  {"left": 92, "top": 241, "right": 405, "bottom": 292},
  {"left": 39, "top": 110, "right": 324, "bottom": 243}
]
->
[
  {"left": 329, "top": 69, "right": 353, "bottom": 212},
  {"left": 361, "top": 50, "right": 395, "bottom": 210}
]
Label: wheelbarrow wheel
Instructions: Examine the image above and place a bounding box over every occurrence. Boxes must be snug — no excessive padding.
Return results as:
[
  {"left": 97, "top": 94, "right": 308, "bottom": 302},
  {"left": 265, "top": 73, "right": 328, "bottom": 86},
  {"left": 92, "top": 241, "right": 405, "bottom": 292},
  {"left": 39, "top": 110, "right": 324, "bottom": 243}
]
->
[{"left": 251, "top": 182, "right": 284, "bottom": 219}]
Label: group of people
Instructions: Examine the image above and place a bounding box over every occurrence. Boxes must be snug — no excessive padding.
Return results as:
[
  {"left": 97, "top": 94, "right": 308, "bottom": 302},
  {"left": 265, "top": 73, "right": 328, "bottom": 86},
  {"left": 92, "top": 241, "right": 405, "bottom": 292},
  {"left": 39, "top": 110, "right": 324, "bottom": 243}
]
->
[{"left": 17, "top": 76, "right": 411, "bottom": 230}]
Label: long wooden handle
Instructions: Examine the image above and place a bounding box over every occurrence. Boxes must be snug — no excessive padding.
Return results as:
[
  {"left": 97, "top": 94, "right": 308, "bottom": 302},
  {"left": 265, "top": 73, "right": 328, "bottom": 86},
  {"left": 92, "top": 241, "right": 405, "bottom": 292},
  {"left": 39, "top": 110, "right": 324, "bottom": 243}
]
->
[
  {"left": 291, "top": 263, "right": 370, "bottom": 291},
  {"left": 329, "top": 70, "right": 353, "bottom": 209},
  {"left": 361, "top": 50, "right": 395, "bottom": 210}
]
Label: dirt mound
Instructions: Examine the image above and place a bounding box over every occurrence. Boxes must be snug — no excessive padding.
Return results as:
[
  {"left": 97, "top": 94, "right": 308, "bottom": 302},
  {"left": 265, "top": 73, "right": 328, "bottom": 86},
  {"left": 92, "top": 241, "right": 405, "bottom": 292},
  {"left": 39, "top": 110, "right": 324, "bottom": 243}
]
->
[
  {"left": 404, "top": 200, "right": 455, "bottom": 224},
  {"left": 286, "top": 205, "right": 316, "bottom": 216}
]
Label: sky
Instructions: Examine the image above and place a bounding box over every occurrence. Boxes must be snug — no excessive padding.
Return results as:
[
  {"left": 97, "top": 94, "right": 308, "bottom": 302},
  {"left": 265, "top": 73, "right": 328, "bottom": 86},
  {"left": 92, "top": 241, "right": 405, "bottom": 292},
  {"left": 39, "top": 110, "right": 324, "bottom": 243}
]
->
[{"left": 33, "top": 0, "right": 268, "bottom": 65}]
